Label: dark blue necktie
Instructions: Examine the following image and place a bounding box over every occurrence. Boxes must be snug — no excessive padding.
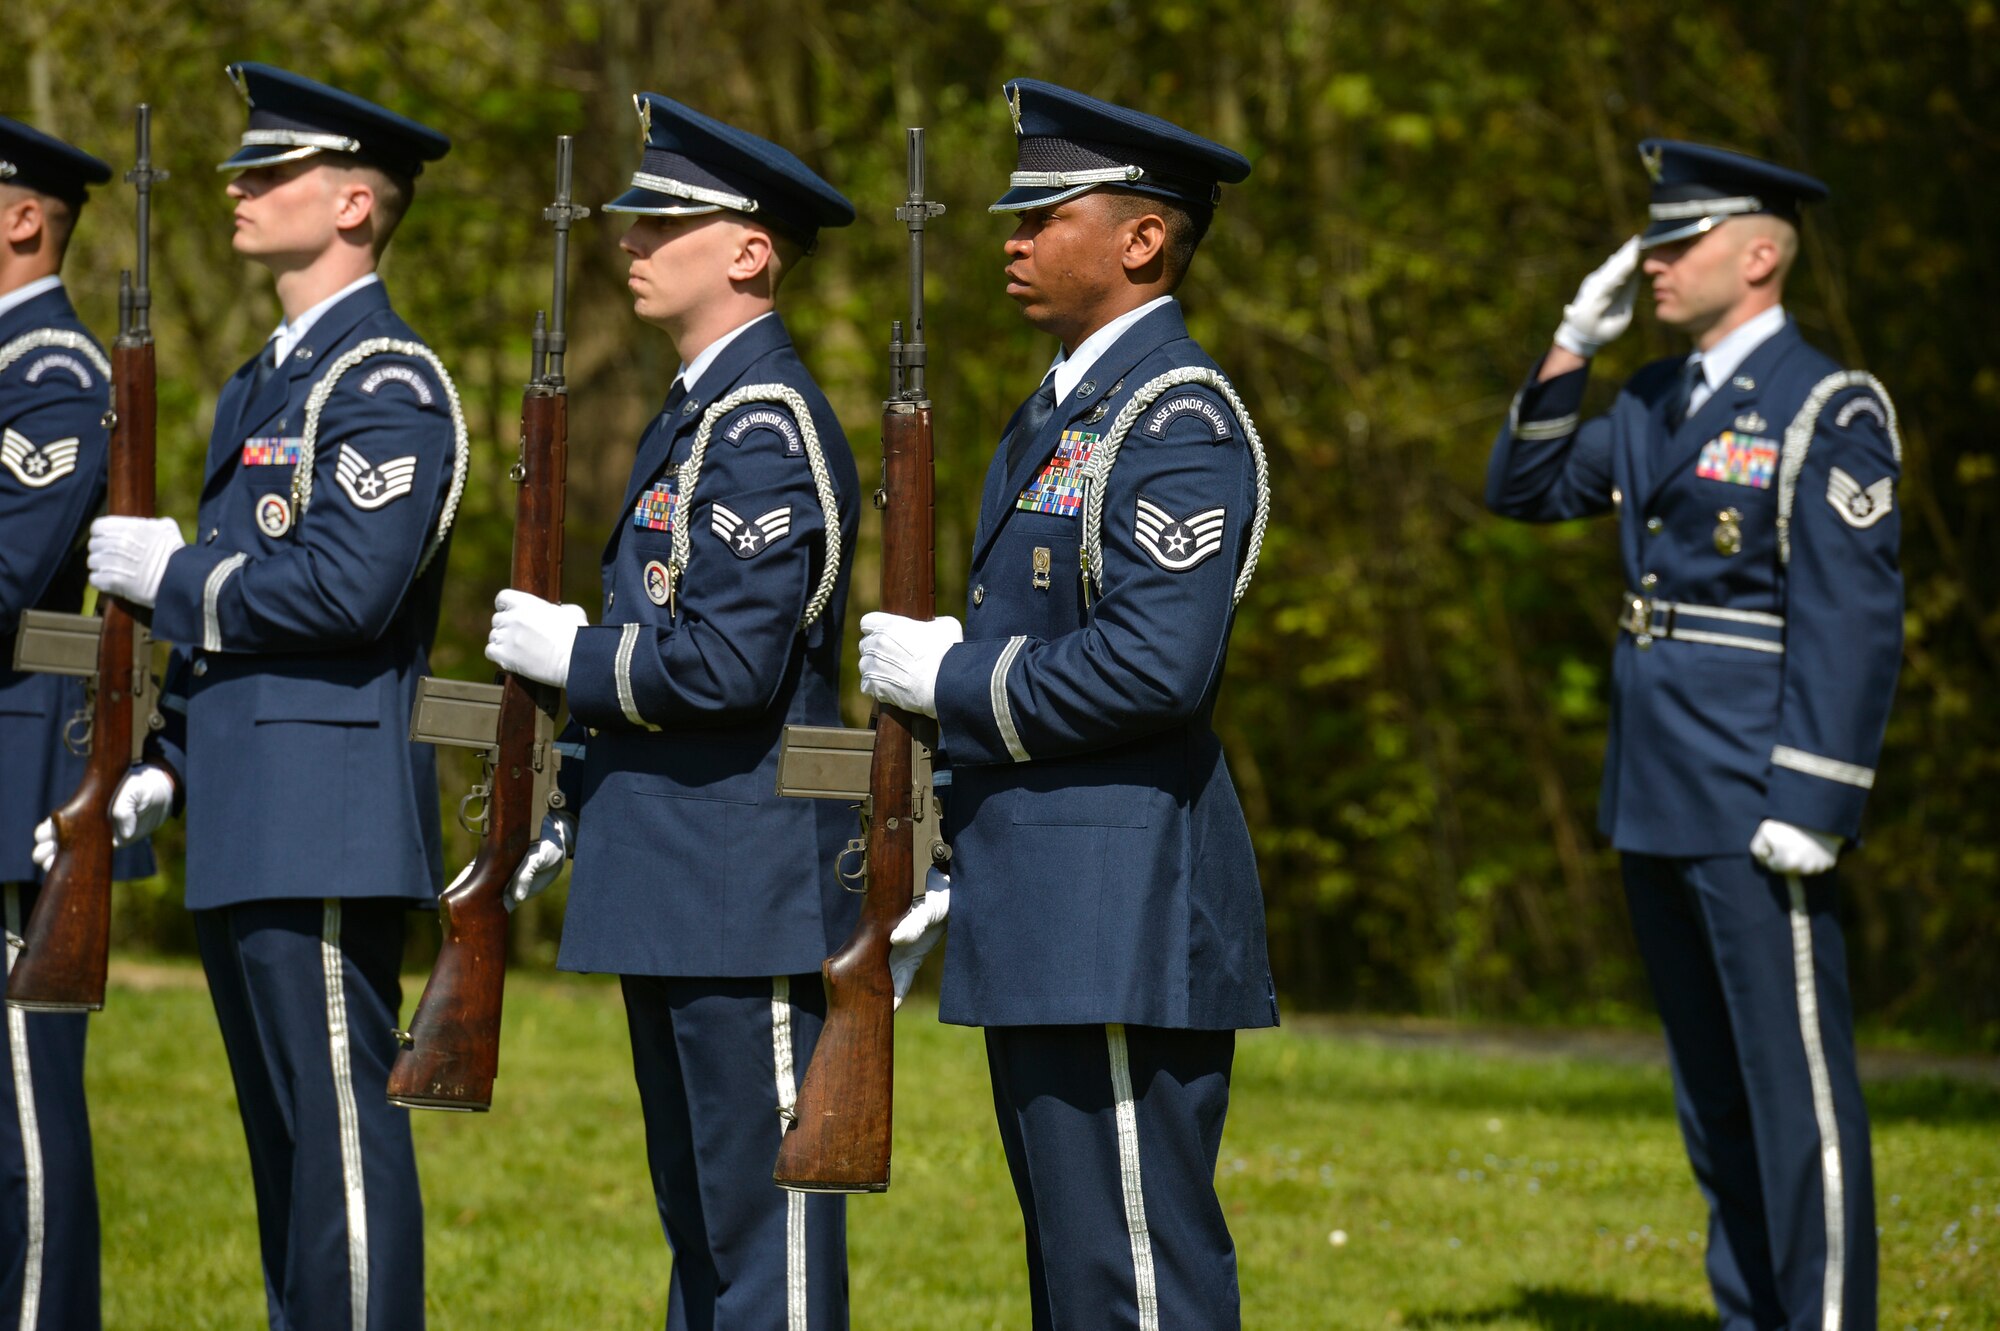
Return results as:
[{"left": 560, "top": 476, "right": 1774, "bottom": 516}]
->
[
  {"left": 249, "top": 337, "right": 280, "bottom": 398},
  {"left": 1004, "top": 375, "right": 1059, "bottom": 477},
  {"left": 1667, "top": 352, "right": 1704, "bottom": 428}
]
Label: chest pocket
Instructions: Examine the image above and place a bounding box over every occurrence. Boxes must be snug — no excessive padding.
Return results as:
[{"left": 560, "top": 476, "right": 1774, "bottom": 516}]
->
[{"left": 240, "top": 436, "right": 305, "bottom": 539}]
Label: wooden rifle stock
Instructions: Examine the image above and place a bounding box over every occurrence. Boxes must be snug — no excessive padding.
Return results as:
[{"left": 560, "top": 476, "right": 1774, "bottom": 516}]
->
[
  {"left": 775, "top": 128, "right": 943, "bottom": 1192},
  {"left": 387, "top": 137, "right": 581, "bottom": 1110},
  {"left": 9, "top": 106, "right": 164, "bottom": 1013}
]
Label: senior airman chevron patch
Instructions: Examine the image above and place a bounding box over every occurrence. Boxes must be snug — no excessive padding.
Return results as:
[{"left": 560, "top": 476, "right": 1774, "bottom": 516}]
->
[
  {"left": 334, "top": 443, "right": 419, "bottom": 510},
  {"left": 1, "top": 428, "right": 79, "bottom": 488},
  {"left": 711, "top": 502, "right": 791, "bottom": 558},
  {"left": 1134, "top": 495, "right": 1226, "bottom": 571}
]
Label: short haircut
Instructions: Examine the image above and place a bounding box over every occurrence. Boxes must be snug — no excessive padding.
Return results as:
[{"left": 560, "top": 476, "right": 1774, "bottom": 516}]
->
[
  {"left": 1099, "top": 188, "right": 1207, "bottom": 290},
  {"left": 320, "top": 152, "right": 415, "bottom": 256},
  {"left": 0, "top": 184, "right": 79, "bottom": 262}
]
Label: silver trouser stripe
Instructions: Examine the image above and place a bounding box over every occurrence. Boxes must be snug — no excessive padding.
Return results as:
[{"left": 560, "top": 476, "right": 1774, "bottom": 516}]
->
[
  {"left": 320, "top": 901, "right": 370, "bottom": 1331},
  {"left": 614, "top": 623, "right": 659, "bottom": 731},
  {"left": 1514, "top": 413, "right": 1579, "bottom": 442},
  {"left": 1786, "top": 875, "right": 1847, "bottom": 1331},
  {"left": 1106, "top": 1024, "right": 1161, "bottom": 1331},
  {"left": 991, "top": 636, "right": 1030, "bottom": 763},
  {"left": 4, "top": 887, "right": 46, "bottom": 1331},
  {"left": 1772, "top": 746, "right": 1876, "bottom": 789},
  {"left": 203, "top": 552, "right": 250, "bottom": 652},
  {"left": 770, "top": 977, "right": 807, "bottom": 1331}
]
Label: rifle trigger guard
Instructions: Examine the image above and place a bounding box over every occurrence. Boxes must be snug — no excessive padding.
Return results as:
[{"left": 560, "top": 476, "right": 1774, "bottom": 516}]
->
[
  {"left": 63, "top": 705, "right": 93, "bottom": 757},
  {"left": 837, "top": 836, "right": 868, "bottom": 893},
  {"left": 458, "top": 782, "right": 491, "bottom": 835}
]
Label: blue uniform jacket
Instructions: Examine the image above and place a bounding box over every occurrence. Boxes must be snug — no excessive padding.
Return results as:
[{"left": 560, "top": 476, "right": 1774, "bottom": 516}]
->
[
  {"left": 931, "top": 302, "right": 1276, "bottom": 1031},
  {"left": 1485, "top": 317, "right": 1903, "bottom": 854},
  {"left": 0, "top": 283, "right": 153, "bottom": 883},
  {"left": 557, "top": 315, "right": 861, "bottom": 978},
  {"left": 146, "top": 282, "right": 457, "bottom": 908}
]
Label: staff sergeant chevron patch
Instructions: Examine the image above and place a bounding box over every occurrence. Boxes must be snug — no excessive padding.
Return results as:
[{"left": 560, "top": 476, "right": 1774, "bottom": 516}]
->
[
  {"left": 711, "top": 502, "right": 792, "bottom": 558},
  {"left": 1826, "top": 465, "right": 1893, "bottom": 529},
  {"left": 1, "top": 428, "right": 80, "bottom": 488},
  {"left": 1134, "top": 495, "right": 1226, "bottom": 571},
  {"left": 334, "top": 443, "right": 420, "bottom": 510}
]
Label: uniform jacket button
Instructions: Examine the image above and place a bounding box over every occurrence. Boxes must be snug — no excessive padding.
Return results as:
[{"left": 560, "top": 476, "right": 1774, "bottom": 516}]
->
[
  {"left": 206, "top": 527, "right": 220, "bottom": 544},
  {"left": 1646, "top": 517, "right": 1663, "bottom": 533},
  {"left": 1640, "top": 572, "right": 1659, "bottom": 589},
  {"left": 972, "top": 585, "right": 985, "bottom": 606},
  {"left": 192, "top": 658, "right": 209, "bottom": 676}
]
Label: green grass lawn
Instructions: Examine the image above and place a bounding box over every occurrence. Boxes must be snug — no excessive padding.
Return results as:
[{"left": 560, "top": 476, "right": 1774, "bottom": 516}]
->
[{"left": 88, "top": 964, "right": 1998, "bottom": 1329}]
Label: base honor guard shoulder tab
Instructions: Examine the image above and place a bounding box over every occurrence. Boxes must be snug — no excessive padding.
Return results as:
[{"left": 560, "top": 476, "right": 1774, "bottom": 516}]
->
[{"left": 1776, "top": 371, "right": 1903, "bottom": 563}]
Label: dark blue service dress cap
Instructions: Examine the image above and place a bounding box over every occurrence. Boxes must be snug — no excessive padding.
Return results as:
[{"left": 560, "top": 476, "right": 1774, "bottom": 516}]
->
[
  {"left": 0, "top": 115, "right": 112, "bottom": 205},
  {"left": 1638, "top": 139, "right": 1829, "bottom": 250},
  {"left": 989, "top": 78, "right": 1251, "bottom": 216},
  {"left": 217, "top": 62, "right": 450, "bottom": 180},
  {"left": 602, "top": 93, "right": 854, "bottom": 249}
]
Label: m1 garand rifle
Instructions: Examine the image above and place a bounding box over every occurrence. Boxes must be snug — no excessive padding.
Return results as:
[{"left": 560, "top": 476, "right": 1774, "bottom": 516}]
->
[
  {"left": 8, "top": 106, "right": 167, "bottom": 1012},
  {"left": 773, "top": 128, "right": 947, "bottom": 1193},
  {"left": 388, "top": 136, "right": 586, "bottom": 1110}
]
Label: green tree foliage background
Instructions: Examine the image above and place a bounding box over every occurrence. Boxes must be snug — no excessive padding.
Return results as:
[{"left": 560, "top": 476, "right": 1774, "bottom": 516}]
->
[{"left": 9, "top": 0, "right": 1995, "bottom": 1042}]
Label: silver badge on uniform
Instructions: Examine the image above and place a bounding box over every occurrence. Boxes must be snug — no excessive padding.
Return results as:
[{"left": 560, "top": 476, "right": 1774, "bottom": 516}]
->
[
  {"left": 1734, "top": 411, "right": 1768, "bottom": 433},
  {"left": 1826, "top": 466, "right": 1893, "bottom": 528},
  {"left": 1032, "top": 546, "right": 1052, "bottom": 590},
  {"left": 643, "top": 559, "right": 672, "bottom": 606},
  {"left": 334, "top": 444, "right": 419, "bottom": 510},
  {"left": 0, "top": 429, "right": 79, "bottom": 488},
  {"left": 256, "top": 493, "right": 293, "bottom": 538},
  {"left": 1713, "top": 506, "right": 1743, "bottom": 555}
]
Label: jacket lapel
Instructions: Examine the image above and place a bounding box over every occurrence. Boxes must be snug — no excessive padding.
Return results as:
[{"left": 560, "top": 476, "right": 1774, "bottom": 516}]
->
[
  {"left": 972, "top": 303, "right": 1185, "bottom": 567},
  {"left": 1644, "top": 320, "right": 1804, "bottom": 510}
]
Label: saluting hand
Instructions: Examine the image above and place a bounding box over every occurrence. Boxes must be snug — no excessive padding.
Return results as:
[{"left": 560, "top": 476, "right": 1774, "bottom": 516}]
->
[
  {"left": 87, "top": 516, "right": 185, "bottom": 609},
  {"left": 1750, "top": 819, "right": 1844, "bottom": 876},
  {"left": 857, "top": 611, "right": 963, "bottom": 719},
  {"left": 1554, "top": 236, "right": 1644, "bottom": 359},
  {"left": 485, "top": 589, "right": 589, "bottom": 689}
]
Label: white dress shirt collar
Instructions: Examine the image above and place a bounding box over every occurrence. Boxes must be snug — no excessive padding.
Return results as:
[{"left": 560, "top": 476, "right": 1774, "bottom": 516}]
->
[
  {"left": 677, "top": 310, "right": 778, "bottom": 397},
  {"left": 1688, "top": 304, "right": 1788, "bottom": 415},
  {"left": 269, "top": 272, "right": 381, "bottom": 367},
  {"left": 0, "top": 275, "right": 65, "bottom": 324},
  {"left": 1048, "top": 295, "right": 1176, "bottom": 405}
]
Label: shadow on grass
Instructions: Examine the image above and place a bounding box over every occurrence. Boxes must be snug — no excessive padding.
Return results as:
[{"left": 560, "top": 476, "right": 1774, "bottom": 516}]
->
[{"left": 1405, "top": 1284, "right": 1714, "bottom": 1329}]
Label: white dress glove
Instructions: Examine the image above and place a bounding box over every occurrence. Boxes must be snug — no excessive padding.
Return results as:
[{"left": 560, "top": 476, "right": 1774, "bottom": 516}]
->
[
  {"left": 1750, "top": 819, "right": 1844, "bottom": 876},
  {"left": 857, "top": 612, "right": 964, "bottom": 719},
  {"left": 889, "top": 867, "right": 951, "bottom": 1011},
  {"left": 508, "top": 811, "right": 575, "bottom": 910},
  {"left": 31, "top": 765, "right": 175, "bottom": 871},
  {"left": 1553, "top": 236, "right": 1643, "bottom": 358},
  {"left": 87, "top": 516, "right": 185, "bottom": 608},
  {"left": 485, "top": 589, "right": 589, "bottom": 689}
]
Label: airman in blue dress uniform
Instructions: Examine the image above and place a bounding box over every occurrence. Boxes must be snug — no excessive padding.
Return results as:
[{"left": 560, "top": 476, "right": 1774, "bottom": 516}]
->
[
  {"left": 84, "top": 66, "right": 458, "bottom": 1331},
  {"left": 0, "top": 114, "right": 152, "bottom": 1331},
  {"left": 1487, "top": 140, "right": 1901, "bottom": 1331},
  {"left": 858, "top": 80, "right": 1274, "bottom": 1329},
  {"left": 481, "top": 95, "right": 860, "bottom": 1329}
]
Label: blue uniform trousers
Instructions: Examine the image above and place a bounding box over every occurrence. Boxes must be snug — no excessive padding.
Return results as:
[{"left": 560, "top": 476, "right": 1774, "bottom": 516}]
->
[
  {"left": 1622, "top": 853, "right": 1876, "bottom": 1331},
  {"left": 194, "top": 898, "right": 423, "bottom": 1331},
  {"left": 620, "top": 973, "right": 847, "bottom": 1331},
  {"left": 0, "top": 884, "right": 97, "bottom": 1331},
  {"left": 984, "top": 1024, "right": 1238, "bottom": 1331}
]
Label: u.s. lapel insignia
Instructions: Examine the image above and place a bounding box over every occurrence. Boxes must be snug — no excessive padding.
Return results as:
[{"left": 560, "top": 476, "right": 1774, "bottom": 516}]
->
[
  {"left": 334, "top": 443, "right": 419, "bottom": 510},
  {"left": 681, "top": 397, "right": 701, "bottom": 418},
  {"left": 1734, "top": 411, "right": 1768, "bottom": 433},
  {"left": 643, "top": 559, "right": 671, "bottom": 606},
  {"left": 256, "top": 493, "right": 293, "bottom": 538},
  {"left": 1135, "top": 494, "right": 1227, "bottom": 572},
  {"left": 1732, "top": 375, "right": 1756, "bottom": 391},
  {"left": 1713, "top": 507, "right": 1743, "bottom": 555},
  {"left": 1007, "top": 84, "right": 1024, "bottom": 136},
  {"left": 0, "top": 428, "right": 80, "bottom": 488},
  {"left": 1075, "top": 380, "right": 1097, "bottom": 400},
  {"left": 1640, "top": 144, "right": 1665, "bottom": 183},
  {"left": 1827, "top": 466, "right": 1893, "bottom": 528},
  {"left": 712, "top": 502, "right": 791, "bottom": 557}
]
